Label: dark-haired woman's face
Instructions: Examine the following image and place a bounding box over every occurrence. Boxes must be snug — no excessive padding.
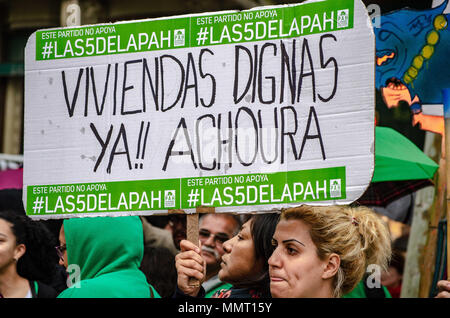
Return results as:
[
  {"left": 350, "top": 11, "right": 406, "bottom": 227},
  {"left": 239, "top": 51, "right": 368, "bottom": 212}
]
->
[
  {"left": 0, "top": 219, "right": 25, "bottom": 271},
  {"left": 218, "top": 219, "right": 265, "bottom": 286}
]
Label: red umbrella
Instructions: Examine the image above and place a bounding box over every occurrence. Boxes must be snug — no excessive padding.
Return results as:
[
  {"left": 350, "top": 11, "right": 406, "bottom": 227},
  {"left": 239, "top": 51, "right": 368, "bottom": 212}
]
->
[{"left": 357, "top": 179, "right": 433, "bottom": 207}]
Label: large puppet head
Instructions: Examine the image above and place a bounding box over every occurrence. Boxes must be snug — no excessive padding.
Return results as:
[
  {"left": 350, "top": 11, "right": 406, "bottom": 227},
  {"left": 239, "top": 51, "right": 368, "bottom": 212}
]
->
[{"left": 374, "top": 0, "right": 449, "bottom": 108}]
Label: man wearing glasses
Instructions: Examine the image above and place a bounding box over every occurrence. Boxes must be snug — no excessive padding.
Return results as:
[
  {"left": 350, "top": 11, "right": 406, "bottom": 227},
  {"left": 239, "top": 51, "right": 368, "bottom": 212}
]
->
[{"left": 198, "top": 214, "right": 241, "bottom": 298}]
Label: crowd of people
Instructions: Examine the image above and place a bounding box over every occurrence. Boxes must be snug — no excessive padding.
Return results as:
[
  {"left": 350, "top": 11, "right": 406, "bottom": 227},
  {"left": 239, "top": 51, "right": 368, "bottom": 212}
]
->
[{"left": 0, "top": 196, "right": 449, "bottom": 299}]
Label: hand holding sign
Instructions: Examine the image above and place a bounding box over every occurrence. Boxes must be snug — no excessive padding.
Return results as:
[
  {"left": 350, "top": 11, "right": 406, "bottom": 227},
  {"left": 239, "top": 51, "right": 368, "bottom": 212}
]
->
[{"left": 175, "top": 238, "right": 206, "bottom": 296}]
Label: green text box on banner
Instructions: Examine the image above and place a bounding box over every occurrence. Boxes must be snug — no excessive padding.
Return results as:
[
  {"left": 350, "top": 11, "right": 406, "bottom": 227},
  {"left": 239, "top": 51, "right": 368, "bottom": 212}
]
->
[
  {"left": 181, "top": 167, "right": 346, "bottom": 209},
  {"left": 35, "top": 0, "right": 354, "bottom": 60},
  {"left": 27, "top": 178, "right": 181, "bottom": 216},
  {"left": 26, "top": 167, "right": 345, "bottom": 217}
]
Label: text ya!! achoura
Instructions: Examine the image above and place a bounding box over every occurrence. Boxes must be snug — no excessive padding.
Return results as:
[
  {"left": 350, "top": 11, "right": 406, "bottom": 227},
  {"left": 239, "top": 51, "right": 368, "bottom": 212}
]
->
[{"left": 60, "top": 36, "right": 337, "bottom": 173}]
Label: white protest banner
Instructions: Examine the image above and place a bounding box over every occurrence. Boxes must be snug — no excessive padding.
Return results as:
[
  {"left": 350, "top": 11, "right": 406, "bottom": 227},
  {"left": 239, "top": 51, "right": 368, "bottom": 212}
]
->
[{"left": 24, "top": 0, "right": 375, "bottom": 219}]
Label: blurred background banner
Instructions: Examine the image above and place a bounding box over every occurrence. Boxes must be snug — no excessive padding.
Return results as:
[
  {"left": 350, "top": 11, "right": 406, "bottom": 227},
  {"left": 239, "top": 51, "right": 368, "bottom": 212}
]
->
[{"left": 0, "top": 167, "right": 22, "bottom": 190}]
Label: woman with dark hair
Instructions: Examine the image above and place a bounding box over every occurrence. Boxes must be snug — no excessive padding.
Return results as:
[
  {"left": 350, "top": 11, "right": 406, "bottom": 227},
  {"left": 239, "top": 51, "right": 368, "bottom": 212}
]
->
[
  {"left": 175, "top": 213, "right": 279, "bottom": 298},
  {"left": 0, "top": 210, "right": 58, "bottom": 298}
]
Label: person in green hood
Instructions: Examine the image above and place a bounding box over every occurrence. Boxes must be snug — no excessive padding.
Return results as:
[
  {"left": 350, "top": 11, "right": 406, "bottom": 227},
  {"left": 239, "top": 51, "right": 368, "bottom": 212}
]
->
[{"left": 56, "top": 216, "right": 160, "bottom": 298}]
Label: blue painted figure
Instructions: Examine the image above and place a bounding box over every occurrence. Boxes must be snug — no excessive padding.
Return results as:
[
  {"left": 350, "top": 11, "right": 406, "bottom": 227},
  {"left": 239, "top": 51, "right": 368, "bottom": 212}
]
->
[{"left": 374, "top": 0, "right": 450, "bottom": 134}]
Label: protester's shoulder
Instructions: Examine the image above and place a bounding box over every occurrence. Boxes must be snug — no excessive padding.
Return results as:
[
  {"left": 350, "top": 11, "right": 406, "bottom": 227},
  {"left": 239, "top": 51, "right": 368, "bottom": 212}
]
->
[
  {"left": 342, "top": 280, "right": 391, "bottom": 298},
  {"left": 57, "top": 278, "right": 151, "bottom": 298},
  {"left": 57, "top": 285, "right": 76, "bottom": 298},
  {"left": 91, "top": 272, "right": 152, "bottom": 297},
  {"left": 35, "top": 281, "right": 58, "bottom": 298},
  {"left": 211, "top": 287, "right": 265, "bottom": 299},
  {"left": 211, "top": 288, "right": 233, "bottom": 298},
  {"left": 342, "top": 281, "right": 366, "bottom": 298},
  {"left": 205, "top": 282, "right": 232, "bottom": 298}
]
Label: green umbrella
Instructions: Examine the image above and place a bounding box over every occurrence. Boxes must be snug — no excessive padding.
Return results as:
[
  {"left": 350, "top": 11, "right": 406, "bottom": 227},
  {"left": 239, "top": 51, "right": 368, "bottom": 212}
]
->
[{"left": 372, "top": 126, "right": 439, "bottom": 182}]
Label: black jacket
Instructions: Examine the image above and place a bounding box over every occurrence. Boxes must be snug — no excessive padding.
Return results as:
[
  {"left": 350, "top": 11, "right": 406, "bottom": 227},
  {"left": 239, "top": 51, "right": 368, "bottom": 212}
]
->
[
  {"left": 30, "top": 280, "right": 58, "bottom": 298},
  {"left": 174, "top": 285, "right": 269, "bottom": 298}
]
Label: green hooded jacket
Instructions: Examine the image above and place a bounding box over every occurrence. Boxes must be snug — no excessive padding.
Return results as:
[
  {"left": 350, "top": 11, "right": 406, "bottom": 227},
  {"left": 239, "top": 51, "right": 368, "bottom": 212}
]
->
[{"left": 57, "top": 216, "right": 159, "bottom": 298}]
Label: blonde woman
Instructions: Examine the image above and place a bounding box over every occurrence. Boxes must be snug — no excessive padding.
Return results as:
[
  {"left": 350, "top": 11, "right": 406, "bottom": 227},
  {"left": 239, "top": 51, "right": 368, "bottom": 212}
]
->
[{"left": 269, "top": 205, "right": 391, "bottom": 298}]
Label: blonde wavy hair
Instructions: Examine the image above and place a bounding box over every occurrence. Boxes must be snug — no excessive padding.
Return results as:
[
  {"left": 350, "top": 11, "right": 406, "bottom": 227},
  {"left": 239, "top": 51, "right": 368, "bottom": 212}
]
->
[{"left": 281, "top": 205, "right": 392, "bottom": 297}]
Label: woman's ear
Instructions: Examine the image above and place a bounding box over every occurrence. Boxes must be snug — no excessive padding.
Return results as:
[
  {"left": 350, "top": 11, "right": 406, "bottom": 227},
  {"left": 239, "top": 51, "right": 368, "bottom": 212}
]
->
[
  {"left": 322, "top": 253, "right": 340, "bottom": 280},
  {"left": 14, "top": 243, "right": 26, "bottom": 261}
]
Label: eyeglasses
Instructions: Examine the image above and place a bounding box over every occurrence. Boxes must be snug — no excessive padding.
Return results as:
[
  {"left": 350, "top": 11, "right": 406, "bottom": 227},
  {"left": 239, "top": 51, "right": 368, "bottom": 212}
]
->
[
  {"left": 55, "top": 244, "right": 66, "bottom": 261},
  {"left": 199, "top": 229, "right": 230, "bottom": 244}
]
